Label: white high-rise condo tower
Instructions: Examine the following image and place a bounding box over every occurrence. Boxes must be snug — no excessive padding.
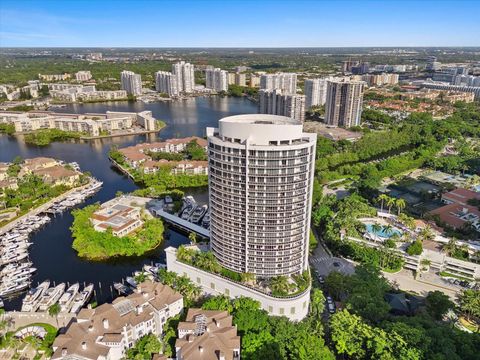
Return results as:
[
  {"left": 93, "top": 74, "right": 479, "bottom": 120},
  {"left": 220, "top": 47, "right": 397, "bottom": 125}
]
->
[
  {"left": 324, "top": 79, "right": 365, "bottom": 128},
  {"left": 260, "top": 73, "right": 297, "bottom": 94},
  {"left": 205, "top": 68, "right": 229, "bottom": 92},
  {"left": 172, "top": 61, "right": 195, "bottom": 94},
  {"left": 206, "top": 114, "right": 316, "bottom": 278},
  {"left": 304, "top": 78, "right": 328, "bottom": 109},
  {"left": 120, "top": 71, "right": 142, "bottom": 96},
  {"left": 155, "top": 71, "right": 179, "bottom": 96}
]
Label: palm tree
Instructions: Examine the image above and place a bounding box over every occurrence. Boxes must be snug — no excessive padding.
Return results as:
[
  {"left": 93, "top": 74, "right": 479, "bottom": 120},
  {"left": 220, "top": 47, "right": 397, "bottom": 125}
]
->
[
  {"left": 269, "top": 276, "right": 290, "bottom": 296},
  {"left": 240, "top": 272, "right": 255, "bottom": 284},
  {"left": 48, "top": 303, "right": 61, "bottom": 328},
  {"left": 384, "top": 224, "right": 394, "bottom": 237},
  {"left": 370, "top": 223, "right": 382, "bottom": 241},
  {"left": 443, "top": 238, "right": 458, "bottom": 257},
  {"left": 395, "top": 198, "right": 406, "bottom": 215},
  {"left": 188, "top": 232, "right": 197, "bottom": 244},
  {"left": 386, "top": 197, "right": 396, "bottom": 214},
  {"left": 419, "top": 225, "right": 434, "bottom": 242},
  {"left": 378, "top": 194, "right": 389, "bottom": 212}
]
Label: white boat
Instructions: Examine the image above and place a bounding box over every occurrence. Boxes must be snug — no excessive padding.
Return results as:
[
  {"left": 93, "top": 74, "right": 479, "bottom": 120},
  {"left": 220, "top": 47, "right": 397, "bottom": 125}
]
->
[
  {"left": 38, "top": 283, "right": 66, "bottom": 311},
  {"left": 21, "top": 281, "right": 50, "bottom": 312},
  {"left": 201, "top": 209, "right": 210, "bottom": 228},
  {"left": 190, "top": 205, "right": 208, "bottom": 223},
  {"left": 181, "top": 204, "right": 196, "bottom": 220},
  {"left": 58, "top": 283, "right": 80, "bottom": 312},
  {"left": 125, "top": 276, "right": 137, "bottom": 288},
  {"left": 10, "top": 267, "right": 37, "bottom": 278},
  {"left": 0, "top": 281, "right": 30, "bottom": 296},
  {"left": 70, "top": 284, "right": 94, "bottom": 314},
  {"left": 1, "top": 251, "right": 28, "bottom": 264},
  {"left": 0, "top": 262, "right": 33, "bottom": 275}
]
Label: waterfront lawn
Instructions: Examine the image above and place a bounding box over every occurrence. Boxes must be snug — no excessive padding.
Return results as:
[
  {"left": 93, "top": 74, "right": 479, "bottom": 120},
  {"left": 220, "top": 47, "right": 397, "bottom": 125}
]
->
[
  {"left": 24, "top": 129, "right": 82, "bottom": 146},
  {"left": 70, "top": 204, "right": 164, "bottom": 260}
]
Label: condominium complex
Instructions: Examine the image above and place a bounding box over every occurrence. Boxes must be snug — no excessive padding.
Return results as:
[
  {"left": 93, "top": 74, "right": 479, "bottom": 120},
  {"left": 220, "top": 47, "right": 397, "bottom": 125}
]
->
[
  {"left": 228, "top": 72, "right": 247, "bottom": 86},
  {"left": 75, "top": 71, "right": 92, "bottom": 81},
  {"left": 353, "top": 73, "right": 399, "bottom": 87},
  {"left": 421, "top": 81, "right": 480, "bottom": 100},
  {"left": 249, "top": 74, "right": 260, "bottom": 88},
  {"left": 175, "top": 309, "right": 240, "bottom": 360},
  {"left": 38, "top": 73, "right": 71, "bottom": 81},
  {"left": 155, "top": 71, "right": 179, "bottom": 96},
  {"left": 52, "top": 281, "right": 183, "bottom": 360},
  {"left": 258, "top": 89, "right": 305, "bottom": 122},
  {"left": 304, "top": 78, "right": 328, "bottom": 109},
  {"left": 205, "top": 68, "right": 229, "bottom": 92},
  {"left": 260, "top": 73, "right": 297, "bottom": 94},
  {"left": 48, "top": 83, "right": 127, "bottom": 102},
  {"left": 0, "top": 110, "right": 157, "bottom": 136},
  {"left": 121, "top": 70, "right": 142, "bottom": 96},
  {"left": 172, "top": 61, "right": 195, "bottom": 94},
  {"left": 206, "top": 114, "right": 316, "bottom": 278},
  {"left": 324, "top": 79, "right": 365, "bottom": 128}
]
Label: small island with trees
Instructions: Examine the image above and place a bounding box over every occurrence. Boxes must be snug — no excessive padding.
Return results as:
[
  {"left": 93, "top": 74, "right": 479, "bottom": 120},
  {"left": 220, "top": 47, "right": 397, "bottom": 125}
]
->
[{"left": 70, "top": 195, "right": 164, "bottom": 260}]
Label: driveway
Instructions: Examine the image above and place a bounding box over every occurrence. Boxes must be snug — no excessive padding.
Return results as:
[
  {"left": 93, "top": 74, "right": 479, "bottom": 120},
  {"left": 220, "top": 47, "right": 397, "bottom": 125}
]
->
[{"left": 309, "top": 229, "right": 355, "bottom": 277}]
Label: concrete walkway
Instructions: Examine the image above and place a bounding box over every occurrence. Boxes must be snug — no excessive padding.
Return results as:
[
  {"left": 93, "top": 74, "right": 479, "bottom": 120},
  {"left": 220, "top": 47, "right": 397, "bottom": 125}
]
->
[{"left": 3, "top": 311, "right": 76, "bottom": 331}]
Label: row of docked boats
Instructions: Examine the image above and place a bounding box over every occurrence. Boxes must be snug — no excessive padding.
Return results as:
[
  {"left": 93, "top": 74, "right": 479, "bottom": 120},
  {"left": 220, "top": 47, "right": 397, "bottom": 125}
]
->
[
  {"left": 0, "top": 215, "right": 51, "bottom": 297},
  {"left": 21, "top": 281, "right": 94, "bottom": 313},
  {"left": 179, "top": 196, "right": 210, "bottom": 229},
  {"left": 46, "top": 179, "right": 103, "bottom": 214},
  {"left": 0, "top": 177, "right": 102, "bottom": 299},
  {"left": 113, "top": 263, "right": 166, "bottom": 295}
]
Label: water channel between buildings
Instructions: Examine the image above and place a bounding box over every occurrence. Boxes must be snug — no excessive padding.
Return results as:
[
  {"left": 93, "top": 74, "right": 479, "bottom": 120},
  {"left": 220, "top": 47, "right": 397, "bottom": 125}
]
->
[{"left": 0, "top": 96, "right": 257, "bottom": 310}]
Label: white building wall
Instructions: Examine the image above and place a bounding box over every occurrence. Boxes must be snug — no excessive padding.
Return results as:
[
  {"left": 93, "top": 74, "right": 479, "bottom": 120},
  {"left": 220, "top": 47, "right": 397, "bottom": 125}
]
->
[{"left": 165, "top": 247, "right": 310, "bottom": 321}]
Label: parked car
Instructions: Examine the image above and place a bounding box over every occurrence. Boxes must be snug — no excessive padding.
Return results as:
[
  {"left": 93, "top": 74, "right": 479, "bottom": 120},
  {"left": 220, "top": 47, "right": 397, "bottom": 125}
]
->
[
  {"left": 326, "top": 296, "right": 333, "bottom": 304},
  {"left": 318, "top": 275, "right": 325, "bottom": 284},
  {"left": 328, "top": 302, "right": 336, "bottom": 314}
]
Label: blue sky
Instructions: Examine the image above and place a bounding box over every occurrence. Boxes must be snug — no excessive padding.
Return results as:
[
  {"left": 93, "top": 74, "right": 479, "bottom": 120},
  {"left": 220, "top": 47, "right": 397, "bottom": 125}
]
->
[{"left": 1, "top": 0, "right": 479, "bottom": 47}]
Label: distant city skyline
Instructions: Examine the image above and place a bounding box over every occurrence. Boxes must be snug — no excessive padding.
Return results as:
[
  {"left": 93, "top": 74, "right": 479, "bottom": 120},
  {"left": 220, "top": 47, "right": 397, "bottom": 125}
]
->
[{"left": 1, "top": 0, "right": 479, "bottom": 47}]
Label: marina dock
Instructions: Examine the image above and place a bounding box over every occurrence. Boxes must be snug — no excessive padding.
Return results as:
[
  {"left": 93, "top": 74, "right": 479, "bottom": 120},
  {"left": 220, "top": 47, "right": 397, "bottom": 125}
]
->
[{"left": 153, "top": 208, "right": 210, "bottom": 238}]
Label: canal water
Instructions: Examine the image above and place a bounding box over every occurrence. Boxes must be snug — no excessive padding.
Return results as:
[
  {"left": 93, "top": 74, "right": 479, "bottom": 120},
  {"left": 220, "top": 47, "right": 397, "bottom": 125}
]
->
[{"left": 0, "top": 97, "right": 257, "bottom": 309}]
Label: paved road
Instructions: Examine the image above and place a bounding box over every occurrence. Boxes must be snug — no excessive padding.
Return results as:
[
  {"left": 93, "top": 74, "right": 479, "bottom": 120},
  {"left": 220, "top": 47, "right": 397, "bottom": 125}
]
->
[{"left": 309, "top": 228, "right": 355, "bottom": 277}]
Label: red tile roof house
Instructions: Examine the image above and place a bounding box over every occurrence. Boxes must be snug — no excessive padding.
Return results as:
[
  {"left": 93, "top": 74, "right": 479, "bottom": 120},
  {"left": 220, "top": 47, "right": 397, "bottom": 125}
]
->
[
  {"left": 429, "top": 203, "right": 480, "bottom": 231},
  {"left": 442, "top": 188, "right": 480, "bottom": 206}
]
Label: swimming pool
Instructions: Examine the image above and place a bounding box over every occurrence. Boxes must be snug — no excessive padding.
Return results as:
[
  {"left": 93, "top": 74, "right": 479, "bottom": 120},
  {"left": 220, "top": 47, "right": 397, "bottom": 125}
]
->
[{"left": 365, "top": 223, "right": 402, "bottom": 238}]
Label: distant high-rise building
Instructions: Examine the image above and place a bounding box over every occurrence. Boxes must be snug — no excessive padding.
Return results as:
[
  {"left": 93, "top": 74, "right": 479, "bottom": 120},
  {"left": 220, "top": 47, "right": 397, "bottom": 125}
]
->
[
  {"left": 155, "top": 71, "right": 179, "bottom": 96},
  {"left": 351, "top": 62, "right": 370, "bottom": 75},
  {"left": 120, "top": 71, "right": 142, "bottom": 96},
  {"left": 304, "top": 78, "right": 328, "bottom": 109},
  {"left": 260, "top": 73, "right": 297, "bottom": 94},
  {"left": 235, "top": 73, "right": 247, "bottom": 87},
  {"left": 205, "top": 68, "right": 228, "bottom": 92},
  {"left": 426, "top": 56, "right": 441, "bottom": 71},
  {"left": 342, "top": 59, "right": 359, "bottom": 73},
  {"left": 324, "top": 79, "right": 365, "bottom": 128},
  {"left": 172, "top": 61, "right": 195, "bottom": 94},
  {"left": 249, "top": 74, "right": 260, "bottom": 88},
  {"left": 206, "top": 114, "right": 316, "bottom": 278},
  {"left": 259, "top": 89, "right": 305, "bottom": 122}
]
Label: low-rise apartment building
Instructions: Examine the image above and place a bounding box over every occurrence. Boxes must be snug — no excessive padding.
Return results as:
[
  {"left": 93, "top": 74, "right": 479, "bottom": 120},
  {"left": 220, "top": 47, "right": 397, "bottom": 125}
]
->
[
  {"left": 52, "top": 281, "right": 183, "bottom": 360},
  {"left": 0, "top": 110, "right": 157, "bottom": 136},
  {"left": 176, "top": 309, "right": 241, "bottom": 360},
  {"left": 91, "top": 198, "right": 143, "bottom": 237}
]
